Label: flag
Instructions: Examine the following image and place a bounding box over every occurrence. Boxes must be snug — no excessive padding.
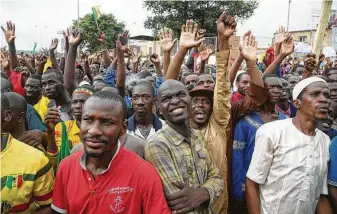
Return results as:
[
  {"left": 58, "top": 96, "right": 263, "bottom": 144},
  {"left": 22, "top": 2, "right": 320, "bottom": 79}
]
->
[
  {"left": 43, "top": 60, "right": 52, "bottom": 73},
  {"left": 32, "top": 42, "right": 38, "bottom": 54},
  {"left": 92, "top": 6, "right": 102, "bottom": 21},
  {"left": 6, "top": 175, "right": 23, "bottom": 189}
]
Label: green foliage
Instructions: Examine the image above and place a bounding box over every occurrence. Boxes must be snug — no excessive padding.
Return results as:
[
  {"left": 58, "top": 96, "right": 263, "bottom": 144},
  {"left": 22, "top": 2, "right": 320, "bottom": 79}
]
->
[
  {"left": 144, "top": 1, "right": 259, "bottom": 37},
  {"left": 72, "top": 13, "right": 125, "bottom": 52}
]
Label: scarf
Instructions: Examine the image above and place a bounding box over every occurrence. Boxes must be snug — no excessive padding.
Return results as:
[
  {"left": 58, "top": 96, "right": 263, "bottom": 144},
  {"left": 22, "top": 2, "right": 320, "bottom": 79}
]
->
[{"left": 57, "top": 122, "right": 70, "bottom": 166}]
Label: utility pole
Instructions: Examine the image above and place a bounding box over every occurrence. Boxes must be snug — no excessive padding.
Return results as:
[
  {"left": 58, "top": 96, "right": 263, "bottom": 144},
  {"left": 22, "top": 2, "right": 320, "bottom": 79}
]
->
[
  {"left": 77, "top": 0, "right": 80, "bottom": 29},
  {"left": 287, "top": 0, "right": 291, "bottom": 31},
  {"left": 313, "top": 0, "right": 332, "bottom": 59}
]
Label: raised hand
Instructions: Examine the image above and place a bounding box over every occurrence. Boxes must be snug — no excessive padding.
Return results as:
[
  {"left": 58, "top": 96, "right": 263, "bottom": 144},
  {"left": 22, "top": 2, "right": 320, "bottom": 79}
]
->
[
  {"left": 217, "top": 12, "right": 237, "bottom": 39},
  {"left": 132, "top": 48, "right": 143, "bottom": 64},
  {"left": 116, "top": 30, "right": 130, "bottom": 52},
  {"left": 1, "top": 58, "right": 10, "bottom": 70},
  {"left": 97, "top": 32, "right": 106, "bottom": 46},
  {"left": 159, "top": 28, "right": 178, "bottom": 52},
  {"left": 63, "top": 28, "right": 70, "bottom": 51},
  {"left": 44, "top": 106, "right": 61, "bottom": 131},
  {"left": 199, "top": 44, "right": 215, "bottom": 62},
  {"left": 49, "top": 38, "right": 59, "bottom": 52},
  {"left": 239, "top": 31, "right": 251, "bottom": 56},
  {"left": 179, "top": 20, "right": 204, "bottom": 49},
  {"left": 280, "top": 35, "right": 294, "bottom": 56},
  {"left": 150, "top": 53, "right": 160, "bottom": 65},
  {"left": 68, "top": 29, "right": 84, "bottom": 48},
  {"left": 241, "top": 34, "right": 257, "bottom": 61},
  {"left": 274, "top": 26, "right": 288, "bottom": 45},
  {"left": 1, "top": 21, "right": 16, "bottom": 44}
]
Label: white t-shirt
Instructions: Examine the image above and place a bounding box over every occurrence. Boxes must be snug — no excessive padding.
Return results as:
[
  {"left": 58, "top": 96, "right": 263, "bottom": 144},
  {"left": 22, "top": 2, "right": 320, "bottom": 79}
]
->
[{"left": 247, "top": 118, "right": 330, "bottom": 214}]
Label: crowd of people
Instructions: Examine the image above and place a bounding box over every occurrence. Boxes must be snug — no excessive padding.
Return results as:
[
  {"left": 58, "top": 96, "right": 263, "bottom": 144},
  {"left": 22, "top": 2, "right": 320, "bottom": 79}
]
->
[{"left": 1, "top": 10, "right": 337, "bottom": 214}]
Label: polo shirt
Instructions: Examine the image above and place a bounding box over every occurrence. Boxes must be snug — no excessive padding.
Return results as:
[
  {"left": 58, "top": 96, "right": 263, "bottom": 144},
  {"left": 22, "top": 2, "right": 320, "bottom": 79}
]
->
[
  {"left": 34, "top": 96, "right": 50, "bottom": 122},
  {"left": 52, "top": 145, "right": 171, "bottom": 214},
  {"left": 1, "top": 133, "right": 54, "bottom": 213}
]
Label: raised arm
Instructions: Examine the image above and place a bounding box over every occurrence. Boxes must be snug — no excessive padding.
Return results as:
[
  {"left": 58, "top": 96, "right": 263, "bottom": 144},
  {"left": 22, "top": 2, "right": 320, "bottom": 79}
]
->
[
  {"left": 116, "top": 31, "right": 129, "bottom": 88},
  {"left": 82, "top": 53, "right": 93, "bottom": 84},
  {"left": 1, "top": 21, "right": 19, "bottom": 70},
  {"left": 97, "top": 33, "right": 112, "bottom": 67},
  {"left": 159, "top": 28, "right": 177, "bottom": 77},
  {"left": 262, "top": 35, "right": 293, "bottom": 78},
  {"left": 165, "top": 20, "right": 204, "bottom": 80},
  {"left": 49, "top": 38, "right": 59, "bottom": 69},
  {"left": 150, "top": 53, "right": 163, "bottom": 77},
  {"left": 64, "top": 29, "right": 83, "bottom": 95},
  {"left": 212, "top": 11, "right": 236, "bottom": 127},
  {"left": 198, "top": 44, "right": 215, "bottom": 75},
  {"left": 229, "top": 31, "right": 251, "bottom": 87},
  {"left": 131, "top": 48, "right": 142, "bottom": 74},
  {"left": 273, "top": 26, "right": 288, "bottom": 58}
]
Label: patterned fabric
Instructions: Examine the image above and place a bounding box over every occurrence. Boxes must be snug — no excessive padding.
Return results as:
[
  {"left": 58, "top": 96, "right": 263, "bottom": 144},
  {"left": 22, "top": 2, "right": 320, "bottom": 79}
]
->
[
  {"left": 232, "top": 111, "right": 287, "bottom": 200},
  {"left": 1, "top": 134, "right": 54, "bottom": 213},
  {"left": 145, "top": 124, "right": 224, "bottom": 214},
  {"left": 54, "top": 120, "right": 80, "bottom": 151},
  {"left": 328, "top": 137, "right": 337, "bottom": 187},
  {"left": 33, "top": 96, "right": 49, "bottom": 122}
]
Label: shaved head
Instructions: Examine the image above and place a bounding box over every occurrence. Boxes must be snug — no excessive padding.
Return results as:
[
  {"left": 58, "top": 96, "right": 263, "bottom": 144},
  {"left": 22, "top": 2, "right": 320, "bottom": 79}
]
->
[
  {"left": 158, "top": 79, "right": 188, "bottom": 98},
  {"left": 5, "top": 92, "right": 27, "bottom": 112}
]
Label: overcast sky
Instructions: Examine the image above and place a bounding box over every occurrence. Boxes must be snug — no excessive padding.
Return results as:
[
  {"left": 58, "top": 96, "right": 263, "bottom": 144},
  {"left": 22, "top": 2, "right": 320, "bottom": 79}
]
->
[{"left": 0, "top": 0, "right": 336, "bottom": 51}]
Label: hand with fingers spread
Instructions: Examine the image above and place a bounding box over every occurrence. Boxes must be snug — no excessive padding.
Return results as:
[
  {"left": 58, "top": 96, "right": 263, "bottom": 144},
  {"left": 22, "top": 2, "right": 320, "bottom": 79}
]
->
[
  {"left": 280, "top": 35, "right": 294, "bottom": 57},
  {"left": 199, "top": 44, "right": 215, "bottom": 62},
  {"left": 97, "top": 32, "right": 106, "bottom": 46},
  {"left": 179, "top": 20, "right": 204, "bottom": 49},
  {"left": 1, "top": 58, "right": 10, "bottom": 70},
  {"left": 49, "top": 38, "right": 59, "bottom": 52},
  {"left": 217, "top": 12, "right": 237, "bottom": 39},
  {"left": 1, "top": 21, "right": 16, "bottom": 44},
  {"left": 167, "top": 181, "right": 209, "bottom": 213},
  {"left": 116, "top": 30, "right": 130, "bottom": 52},
  {"left": 44, "top": 106, "right": 61, "bottom": 131},
  {"left": 68, "top": 29, "right": 84, "bottom": 48},
  {"left": 150, "top": 53, "right": 160, "bottom": 66},
  {"left": 159, "top": 28, "right": 178, "bottom": 52},
  {"left": 241, "top": 34, "right": 258, "bottom": 62},
  {"left": 274, "top": 26, "right": 288, "bottom": 45},
  {"left": 239, "top": 31, "right": 251, "bottom": 57}
]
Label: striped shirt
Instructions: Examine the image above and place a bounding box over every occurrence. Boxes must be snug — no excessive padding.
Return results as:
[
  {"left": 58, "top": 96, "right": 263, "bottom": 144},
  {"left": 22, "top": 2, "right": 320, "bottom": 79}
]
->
[{"left": 1, "top": 133, "right": 54, "bottom": 213}]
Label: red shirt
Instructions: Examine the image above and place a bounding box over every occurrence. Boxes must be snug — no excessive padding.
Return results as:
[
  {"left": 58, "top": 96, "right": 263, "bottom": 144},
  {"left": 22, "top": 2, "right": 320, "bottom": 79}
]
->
[
  {"left": 231, "top": 91, "right": 244, "bottom": 103},
  {"left": 9, "top": 70, "right": 25, "bottom": 96},
  {"left": 52, "top": 146, "right": 171, "bottom": 214}
]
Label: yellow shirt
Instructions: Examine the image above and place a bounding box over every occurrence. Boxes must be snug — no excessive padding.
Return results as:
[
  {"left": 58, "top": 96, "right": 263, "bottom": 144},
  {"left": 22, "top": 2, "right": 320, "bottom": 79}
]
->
[
  {"left": 1, "top": 134, "right": 54, "bottom": 214},
  {"left": 33, "top": 96, "right": 49, "bottom": 122},
  {"left": 54, "top": 120, "right": 81, "bottom": 150}
]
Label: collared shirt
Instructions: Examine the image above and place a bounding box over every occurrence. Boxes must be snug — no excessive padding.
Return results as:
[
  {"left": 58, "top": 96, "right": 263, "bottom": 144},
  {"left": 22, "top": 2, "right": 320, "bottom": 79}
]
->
[
  {"left": 145, "top": 124, "right": 224, "bottom": 214},
  {"left": 1, "top": 133, "right": 54, "bottom": 213},
  {"left": 247, "top": 119, "right": 330, "bottom": 214},
  {"left": 127, "top": 114, "right": 164, "bottom": 141},
  {"left": 34, "top": 96, "right": 49, "bottom": 122},
  {"left": 232, "top": 111, "right": 287, "bottom": 200},
  {"left": 328, "top": 136, "right": 337, "bottom": 187},
  {"left": 51, "top": 145, "right": 171, "bottom": 214},
  {"left": 198, "top": 50, "right": 230, "bottom": 214}
]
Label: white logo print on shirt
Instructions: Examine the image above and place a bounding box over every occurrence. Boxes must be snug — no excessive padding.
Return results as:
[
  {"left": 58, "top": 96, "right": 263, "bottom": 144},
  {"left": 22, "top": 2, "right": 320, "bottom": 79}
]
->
[{"left": 107, "top": 186, "right": 135, "bottom": 213}]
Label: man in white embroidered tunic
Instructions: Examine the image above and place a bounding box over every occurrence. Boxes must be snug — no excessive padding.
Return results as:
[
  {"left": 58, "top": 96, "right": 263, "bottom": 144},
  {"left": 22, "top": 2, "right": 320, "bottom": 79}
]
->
[{"left": 246, "top": 77, "right": 333, "bottom": 214}]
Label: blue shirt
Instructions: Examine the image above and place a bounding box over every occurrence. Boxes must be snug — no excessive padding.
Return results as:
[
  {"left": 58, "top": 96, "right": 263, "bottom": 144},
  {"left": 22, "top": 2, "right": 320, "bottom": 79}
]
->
[
  {"left": 25, "top": 104, "right": 47, "bottom": 132},
  {"left": 328, "top": 136, "right": 337, "bottom": 187},
  {"left": 328, "top": 128, "right": 337, "bottom": 140},
  {"left": 232, "top": 111, "right": 287, "bottom": 200}
]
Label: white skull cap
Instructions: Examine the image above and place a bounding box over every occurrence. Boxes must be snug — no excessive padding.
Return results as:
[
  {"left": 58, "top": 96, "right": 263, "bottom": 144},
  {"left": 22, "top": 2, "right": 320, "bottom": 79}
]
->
[{"left": 292, "top": 76, "right": 327, "bottom": 100}]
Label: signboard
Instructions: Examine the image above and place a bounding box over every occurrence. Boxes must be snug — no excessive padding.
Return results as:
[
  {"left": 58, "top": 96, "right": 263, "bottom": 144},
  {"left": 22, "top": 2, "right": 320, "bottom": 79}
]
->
[{"left": 311, "top": 9, "right": 337, "bottom": 29}]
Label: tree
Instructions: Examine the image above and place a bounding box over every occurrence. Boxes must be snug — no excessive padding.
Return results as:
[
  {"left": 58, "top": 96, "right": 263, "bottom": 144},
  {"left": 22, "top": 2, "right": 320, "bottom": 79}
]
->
[
  {"left": 144, "top": 1, "right": 258, "bottom": 37},
  {"left": 72, "top": 13, "right": 125, "bottom": 52}
]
